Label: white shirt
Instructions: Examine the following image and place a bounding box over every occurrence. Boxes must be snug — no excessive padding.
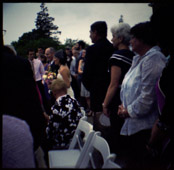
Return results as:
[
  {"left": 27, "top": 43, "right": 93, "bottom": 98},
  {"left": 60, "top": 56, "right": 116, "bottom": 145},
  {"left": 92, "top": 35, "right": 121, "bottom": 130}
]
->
[
  {"left": 120, "top": 46, "right": 167, "bottom": 136},
  {"left": 33, "top": 58, "right": 45, "bottom": 81}
]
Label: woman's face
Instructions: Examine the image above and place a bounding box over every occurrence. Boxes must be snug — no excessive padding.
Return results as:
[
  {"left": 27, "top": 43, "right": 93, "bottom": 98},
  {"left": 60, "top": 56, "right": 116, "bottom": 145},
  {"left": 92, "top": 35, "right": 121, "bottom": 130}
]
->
[
  {"left": 53, "top": 56, "right": 60, "bottom": 66},
  {"left": 82, "top": 50, "right": 86, "bottom": 58},
  {"left": 111, "top": 34, "right": 121, "bottom": 48},
  {"left": 130, "top": 36, "right": 143, "bottom": 54}
]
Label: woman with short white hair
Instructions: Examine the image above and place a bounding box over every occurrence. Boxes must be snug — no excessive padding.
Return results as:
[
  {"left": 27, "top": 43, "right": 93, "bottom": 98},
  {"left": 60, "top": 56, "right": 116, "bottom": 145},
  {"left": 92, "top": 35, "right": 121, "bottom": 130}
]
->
[
  {"left": 110, "top": 23, "right": 132, "bottom": 47},
  {"left": 102, "top": 23, "right": 134, "bottom": 154}
]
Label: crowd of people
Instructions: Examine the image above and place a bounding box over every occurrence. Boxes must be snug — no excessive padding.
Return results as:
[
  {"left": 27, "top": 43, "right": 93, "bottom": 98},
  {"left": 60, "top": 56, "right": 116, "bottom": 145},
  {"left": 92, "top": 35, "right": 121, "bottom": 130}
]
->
[{"left": 2, "top": 3, "right": 174, "bottom": 169}]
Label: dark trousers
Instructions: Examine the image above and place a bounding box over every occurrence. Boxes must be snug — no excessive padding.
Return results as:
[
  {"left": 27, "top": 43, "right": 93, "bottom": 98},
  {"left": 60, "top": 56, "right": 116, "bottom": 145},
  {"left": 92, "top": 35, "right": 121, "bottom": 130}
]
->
[{"left": 118, "top": 129, "right": 151, "bottom": 169}]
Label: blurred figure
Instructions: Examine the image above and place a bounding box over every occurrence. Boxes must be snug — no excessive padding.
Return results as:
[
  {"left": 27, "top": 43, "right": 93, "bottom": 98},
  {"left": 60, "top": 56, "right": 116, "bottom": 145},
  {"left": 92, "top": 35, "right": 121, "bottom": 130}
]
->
[
  {"left": 54, "top": 49, "right": 75, "bottom": 98},
  {"left": 45, "top": 47, "right": 59, "bottom": 73},
  {"left": 1, "top": 45, "right": 47, "bottom": 151},
  {"left": 3, "top": 115, "right": 36, "bottom": 168},
  {"left": 147, "top": 4, "right": 174, "bottom": 169},
  {"left": 75, "top": 40, "right": 86, "bottom": 91},
  {"left": 70, "top": 46, "right": 81, "bottom": 100},
  {"left": 40, "top": 54, "right": 49, "bottom": 71},
  {"left": 36, "top": 47, "right": 45, "bottom": 60},
  {"left": 27, "top": 49, "right": 51, "bottom": 116},
  {"left": 65, "top": 46, "right": 72, "bottom": 68},
  {"left": 78, "top": 49, "right": 90, "bottom": 114}
]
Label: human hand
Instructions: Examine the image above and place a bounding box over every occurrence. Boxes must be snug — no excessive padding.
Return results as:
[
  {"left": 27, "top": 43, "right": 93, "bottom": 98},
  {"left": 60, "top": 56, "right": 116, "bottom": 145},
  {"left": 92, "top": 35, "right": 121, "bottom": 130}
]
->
[
  {"left": 117, "top": 104, "right": 129, "bottom": 118},
  {"left": 102, "top": 103, "right": 110, "bottom": 117}
]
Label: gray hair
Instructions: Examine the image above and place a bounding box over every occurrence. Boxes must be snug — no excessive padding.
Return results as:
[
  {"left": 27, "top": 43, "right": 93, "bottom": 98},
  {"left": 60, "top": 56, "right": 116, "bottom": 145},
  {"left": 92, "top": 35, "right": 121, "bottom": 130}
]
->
[
  {"left": 48, "top": 47, "right": 55, "bottom": 54},
  {"left": 111, "top": 23, "right": 132, "bottom": 46},
  {"left": 51, "top": 77, "right": 67, "bottom": 93}
]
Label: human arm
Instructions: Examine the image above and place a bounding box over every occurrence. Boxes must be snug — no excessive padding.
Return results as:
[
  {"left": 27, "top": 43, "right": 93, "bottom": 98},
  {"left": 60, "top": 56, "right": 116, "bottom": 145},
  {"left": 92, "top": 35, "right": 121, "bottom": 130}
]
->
[
  {"left": 78, "top": 59, "right": 83, "bottom": 74},
  {"left": 103, "top": 66, "right": 121, "bottom": 116},
  {"left": 82, "top": 47, "right": 95, "bottom": 91},
  {"left": 126, "top": 56, "right": 166, "bottom": 118},
  {"left": 70, "top": 59, "right": 77, "bottom": 78},
  {"left": 39, "top": 61, "right": 45, "bottom": 82}
]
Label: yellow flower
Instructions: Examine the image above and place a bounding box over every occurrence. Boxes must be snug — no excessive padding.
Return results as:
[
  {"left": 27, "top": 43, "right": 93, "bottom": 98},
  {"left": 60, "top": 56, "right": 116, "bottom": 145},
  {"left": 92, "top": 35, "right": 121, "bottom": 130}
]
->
[{"left": 43, "top": 75, "right": 47, "bottom": 80}]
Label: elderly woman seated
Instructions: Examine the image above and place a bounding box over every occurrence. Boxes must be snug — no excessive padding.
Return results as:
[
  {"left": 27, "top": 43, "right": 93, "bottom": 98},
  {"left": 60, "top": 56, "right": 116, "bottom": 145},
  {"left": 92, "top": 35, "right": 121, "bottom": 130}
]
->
[{"left": 46, "top": 78, "right": 83, "bottom": 150}]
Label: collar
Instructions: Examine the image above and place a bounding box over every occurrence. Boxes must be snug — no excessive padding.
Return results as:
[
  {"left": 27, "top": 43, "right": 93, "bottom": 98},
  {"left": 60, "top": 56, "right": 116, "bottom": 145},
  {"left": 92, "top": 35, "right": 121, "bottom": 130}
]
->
[{"left": 56, "top": 94, "right": 68, "bottom": 104}]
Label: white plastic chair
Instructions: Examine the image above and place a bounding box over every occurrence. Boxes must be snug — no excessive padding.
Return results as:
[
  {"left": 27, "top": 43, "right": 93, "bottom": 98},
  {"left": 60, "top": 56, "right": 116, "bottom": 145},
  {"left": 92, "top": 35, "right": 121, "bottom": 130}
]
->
[
  {"left": 102, "top": 155, "right": 121, "bottom": 169},
  {"left": 48, "top": 116, "right": 95, "bottom": 168},
  {"left": 78, "top": 132, "right": 121, "bottom": 169}
]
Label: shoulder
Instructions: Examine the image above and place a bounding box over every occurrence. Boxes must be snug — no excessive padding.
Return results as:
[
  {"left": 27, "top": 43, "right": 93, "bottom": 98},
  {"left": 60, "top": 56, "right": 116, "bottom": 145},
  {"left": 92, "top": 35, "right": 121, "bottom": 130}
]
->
[
  {"left": 110, "top": 49, "right": 133, "bottom": 65},
  {"left": 3, "top": 115, "right": 32, "bottom": 139},
  {"left": 34, "top": 58, "right": 42, "bottom": 64},
  {"left": 144, "top": 47, "right": 167, "bottom": 65},
  {"left": 60, "top": 65, "right": 69, "bottom": 73}
]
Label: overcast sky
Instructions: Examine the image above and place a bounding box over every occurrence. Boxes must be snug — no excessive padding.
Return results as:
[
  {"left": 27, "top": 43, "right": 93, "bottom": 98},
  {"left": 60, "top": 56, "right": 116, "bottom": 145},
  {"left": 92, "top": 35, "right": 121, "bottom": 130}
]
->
[{"left": 3, "top": 3, "right": 152, "bottom": 45}]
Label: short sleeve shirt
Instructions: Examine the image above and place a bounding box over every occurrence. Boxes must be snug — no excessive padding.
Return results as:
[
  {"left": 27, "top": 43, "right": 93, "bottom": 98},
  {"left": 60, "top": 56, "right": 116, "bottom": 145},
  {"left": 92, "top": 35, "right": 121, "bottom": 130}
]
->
[{"left": 109, "top": 49, "right": 134, "bottom": 85}]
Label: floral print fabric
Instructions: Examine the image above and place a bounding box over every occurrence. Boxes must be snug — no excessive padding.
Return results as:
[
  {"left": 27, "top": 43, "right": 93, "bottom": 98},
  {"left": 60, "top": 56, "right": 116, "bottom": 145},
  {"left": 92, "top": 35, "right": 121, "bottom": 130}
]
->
[{"left": 46, "top": 94, "right": 83, "bottom": 150}]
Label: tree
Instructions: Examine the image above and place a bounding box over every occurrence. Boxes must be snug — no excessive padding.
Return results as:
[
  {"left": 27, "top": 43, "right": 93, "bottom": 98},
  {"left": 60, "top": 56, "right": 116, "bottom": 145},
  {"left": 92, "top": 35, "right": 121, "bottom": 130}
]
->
[
  {"left": 64, "top": 38, "right": 79, "bottom": 48},
  {"left": 11, "top": 3, "right": 62, "bottom": 58},
  {"left": 35, "top": 3, "right": 61, "bottom": 39}
]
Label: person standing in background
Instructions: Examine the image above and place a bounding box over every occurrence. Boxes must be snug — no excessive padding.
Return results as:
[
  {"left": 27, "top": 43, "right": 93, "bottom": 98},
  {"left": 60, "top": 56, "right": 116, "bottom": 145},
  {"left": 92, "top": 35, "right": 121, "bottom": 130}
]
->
[
  {"left": 82, "top": 21, "right": 114, "bottom": 130},
  {"left": 45, "top": 47, "right": 59, "bottom": 74},
  {"left": 28, "top": 49, "right": 52, "bottom": 116},
  {"left": 78, "top": 49, "right": 90, "bottom": 114},
  {"left": 117, "top": 22, "right": 167, "bottom": 168},
  {"left": 102, "top": 23, "right": 134, "bottom": 154}
]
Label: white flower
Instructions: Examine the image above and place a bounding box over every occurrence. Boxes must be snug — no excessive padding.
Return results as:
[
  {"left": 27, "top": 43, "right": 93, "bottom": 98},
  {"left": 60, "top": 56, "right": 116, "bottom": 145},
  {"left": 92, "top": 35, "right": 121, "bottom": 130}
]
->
[
  {"left": 53, "top": 109, "right": 58, "bottom": 114},
  {"left": 64, "top": 128, "right": 68, "bottom": 133},
  {"left": 53, "top": 122, "right": 59, "bottom": 128}
]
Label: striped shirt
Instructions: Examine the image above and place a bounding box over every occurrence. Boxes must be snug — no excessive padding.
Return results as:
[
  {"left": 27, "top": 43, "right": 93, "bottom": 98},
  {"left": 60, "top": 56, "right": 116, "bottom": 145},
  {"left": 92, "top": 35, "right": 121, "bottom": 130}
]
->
[{"left": 109, "top": 49, "right": 134, "bottom": 85}]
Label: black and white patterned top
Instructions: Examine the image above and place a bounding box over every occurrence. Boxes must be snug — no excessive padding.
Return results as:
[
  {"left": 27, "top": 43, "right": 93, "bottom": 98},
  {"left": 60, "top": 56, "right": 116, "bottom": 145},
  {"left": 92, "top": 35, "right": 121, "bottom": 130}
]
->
[{"left": 46, "top": 94, "right": 83, "bottom": 150}]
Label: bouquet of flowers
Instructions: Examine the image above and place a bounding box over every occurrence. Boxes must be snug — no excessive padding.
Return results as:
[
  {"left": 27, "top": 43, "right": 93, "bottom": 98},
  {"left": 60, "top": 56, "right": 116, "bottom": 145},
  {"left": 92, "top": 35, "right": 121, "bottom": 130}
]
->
[{"left": 43, "top": 71, "right": 57, "bottom": 87}]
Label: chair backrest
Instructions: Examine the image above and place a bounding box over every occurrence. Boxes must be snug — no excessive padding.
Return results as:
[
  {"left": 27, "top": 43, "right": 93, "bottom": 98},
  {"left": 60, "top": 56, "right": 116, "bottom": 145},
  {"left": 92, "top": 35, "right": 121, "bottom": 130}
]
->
[
  {"left": 79, "top": 132, "right": 117, "bottom": 169},
  {"left": 69, "top": 116, "right": 93, "bottom": 150},
  {"left": 80, "top": 107, "right": 86, "bottom": 117}
]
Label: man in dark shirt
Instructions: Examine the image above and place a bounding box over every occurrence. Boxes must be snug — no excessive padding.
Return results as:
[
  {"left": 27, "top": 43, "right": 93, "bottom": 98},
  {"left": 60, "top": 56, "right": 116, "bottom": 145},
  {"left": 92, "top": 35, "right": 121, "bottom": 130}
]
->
[{"left": 82, "top": 21, "right": 114, "bottom": 130}]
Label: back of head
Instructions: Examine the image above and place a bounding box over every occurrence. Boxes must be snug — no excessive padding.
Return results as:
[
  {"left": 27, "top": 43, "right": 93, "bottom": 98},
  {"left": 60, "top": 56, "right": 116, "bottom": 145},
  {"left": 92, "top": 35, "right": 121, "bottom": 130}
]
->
[
  {"left": 111, "top": 23, "right": 131, "bottom": 46},
  {"left": 91, "top": 21, "right": 107, "bottom": 38},
  {"left": 78, "top": 40, "right": 86, "bottom": 49},
  {"left": 4, "top": 45, "right": 17, "bottom": 56},
  {"left": 3, "top": 45, "right": 17, "bottom": 56},
  {"left": 130, "top": 21, "right": 157, "bottom": 46},
  {"left": 50, "top": 78, "right": 67, "bottom": 94}
]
